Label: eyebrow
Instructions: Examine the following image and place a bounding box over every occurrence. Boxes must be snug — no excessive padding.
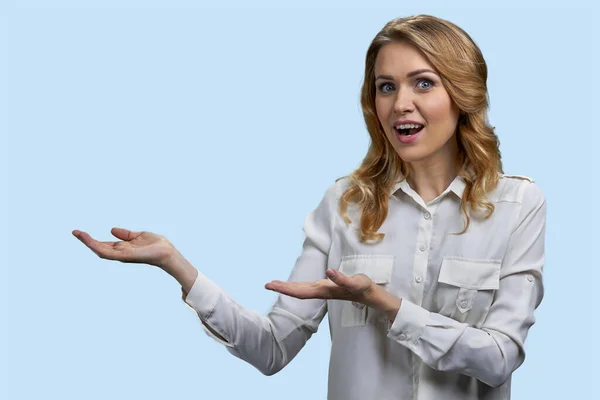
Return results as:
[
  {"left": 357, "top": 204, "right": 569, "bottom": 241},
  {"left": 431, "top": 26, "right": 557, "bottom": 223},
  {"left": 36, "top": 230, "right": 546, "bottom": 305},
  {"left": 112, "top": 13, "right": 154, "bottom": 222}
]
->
[{"left": 375, "top": 69, "right": 439, "bottom": 81}]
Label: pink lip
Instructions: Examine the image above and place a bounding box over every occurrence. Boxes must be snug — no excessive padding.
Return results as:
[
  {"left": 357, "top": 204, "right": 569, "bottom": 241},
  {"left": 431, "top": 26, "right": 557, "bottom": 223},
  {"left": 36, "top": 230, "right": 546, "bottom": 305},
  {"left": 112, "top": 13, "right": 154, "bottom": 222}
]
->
[{"left": 395, "top": 127, "right": 424, "bottom": 144}]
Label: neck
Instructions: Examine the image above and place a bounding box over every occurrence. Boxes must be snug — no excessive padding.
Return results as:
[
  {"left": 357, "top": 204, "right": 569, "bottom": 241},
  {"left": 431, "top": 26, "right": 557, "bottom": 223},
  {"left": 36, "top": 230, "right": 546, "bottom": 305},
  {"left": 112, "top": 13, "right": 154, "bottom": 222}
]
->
[{"left": 405, "top": 140, "right": 459, "bottom": 203}]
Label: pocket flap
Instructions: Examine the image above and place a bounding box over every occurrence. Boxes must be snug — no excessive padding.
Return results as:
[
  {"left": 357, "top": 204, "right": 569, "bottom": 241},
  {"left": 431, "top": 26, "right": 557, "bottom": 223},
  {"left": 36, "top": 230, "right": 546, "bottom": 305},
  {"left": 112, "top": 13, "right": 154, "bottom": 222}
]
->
[
  {"left": 339, "top": 255, "right": 394, "bottom": 284},
  {"left": 438, "top": 257, "right": 500, "bottom": 290}
]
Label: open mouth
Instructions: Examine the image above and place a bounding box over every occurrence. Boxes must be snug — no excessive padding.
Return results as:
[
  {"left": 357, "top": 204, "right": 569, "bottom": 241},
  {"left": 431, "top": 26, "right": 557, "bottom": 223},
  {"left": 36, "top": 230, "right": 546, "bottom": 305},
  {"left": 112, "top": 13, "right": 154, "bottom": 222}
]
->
[{"left": 394, "top": 124, "right": 424, "bottom": 137}]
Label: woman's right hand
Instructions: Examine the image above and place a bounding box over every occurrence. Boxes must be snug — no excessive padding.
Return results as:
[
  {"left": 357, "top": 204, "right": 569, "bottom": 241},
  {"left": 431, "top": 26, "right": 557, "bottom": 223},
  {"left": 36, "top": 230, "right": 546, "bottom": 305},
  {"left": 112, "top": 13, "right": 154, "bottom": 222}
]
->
[{"left": 72, "top": 227, "right": 175, "bottom": 269}]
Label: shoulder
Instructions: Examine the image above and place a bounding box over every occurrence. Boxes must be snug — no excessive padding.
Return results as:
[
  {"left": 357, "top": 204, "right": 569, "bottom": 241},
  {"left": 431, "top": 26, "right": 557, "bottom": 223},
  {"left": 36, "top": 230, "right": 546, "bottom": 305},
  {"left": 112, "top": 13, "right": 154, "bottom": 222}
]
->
[
  {"left": 333, "top": 175, "right": 353, "bottom": 194},
  {"left": 314, "top": 175, "right": 351, "bottom": 209},
  {"left": 501, "top": 174, "right": 535, "bottom": 183},
  {"left": 489, "top": 173, "right": 545, "bottom": 205},
  {"left": 335, "top": 174, "right": 351, "bottom": 185}
]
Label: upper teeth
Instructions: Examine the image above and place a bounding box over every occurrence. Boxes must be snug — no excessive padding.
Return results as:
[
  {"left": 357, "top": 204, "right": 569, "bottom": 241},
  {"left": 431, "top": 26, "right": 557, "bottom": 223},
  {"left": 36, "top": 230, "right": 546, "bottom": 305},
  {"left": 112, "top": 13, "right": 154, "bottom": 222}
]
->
[{"left": 396, "top": 123, "right": 423, "bottom": 129}]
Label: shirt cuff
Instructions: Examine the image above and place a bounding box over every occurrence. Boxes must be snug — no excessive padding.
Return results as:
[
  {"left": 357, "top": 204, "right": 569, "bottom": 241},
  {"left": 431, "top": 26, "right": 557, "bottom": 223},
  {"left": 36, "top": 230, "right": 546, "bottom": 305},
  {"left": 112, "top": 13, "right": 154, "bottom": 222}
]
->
[
  {"left": 181, "top": 271, "right": 235, "bottom": 347},
  {"left": 387, "top": 299, "right": 430, "bottom": 349},
  {"left": 182, "top": 270, "right": 222, "bottom": 319}
]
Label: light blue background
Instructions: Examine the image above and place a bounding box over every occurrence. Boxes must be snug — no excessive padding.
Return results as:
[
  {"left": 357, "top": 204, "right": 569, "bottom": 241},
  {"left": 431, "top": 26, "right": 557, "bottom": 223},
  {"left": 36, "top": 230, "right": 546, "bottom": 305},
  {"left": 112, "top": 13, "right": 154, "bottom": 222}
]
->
[{"left": 2, "top": 1, "right": 598, "bottom": 399}]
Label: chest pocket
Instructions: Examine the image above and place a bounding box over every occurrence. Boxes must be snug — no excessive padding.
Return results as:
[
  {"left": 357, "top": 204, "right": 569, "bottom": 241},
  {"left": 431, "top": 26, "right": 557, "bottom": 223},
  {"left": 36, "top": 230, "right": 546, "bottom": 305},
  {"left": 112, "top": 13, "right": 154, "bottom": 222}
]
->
[
  {"left": 435, "top": 257, "right": 501, "bottom": 327},
  {"left": 338, "top": 255, "right": 394, "bottom": 327}
]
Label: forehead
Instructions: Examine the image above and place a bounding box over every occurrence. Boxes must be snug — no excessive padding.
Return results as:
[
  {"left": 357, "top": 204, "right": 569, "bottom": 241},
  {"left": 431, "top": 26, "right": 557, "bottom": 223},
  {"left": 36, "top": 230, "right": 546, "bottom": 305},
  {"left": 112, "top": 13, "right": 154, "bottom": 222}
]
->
[{"left": 374, "top": 41, "right": 435, "bottom": 75}]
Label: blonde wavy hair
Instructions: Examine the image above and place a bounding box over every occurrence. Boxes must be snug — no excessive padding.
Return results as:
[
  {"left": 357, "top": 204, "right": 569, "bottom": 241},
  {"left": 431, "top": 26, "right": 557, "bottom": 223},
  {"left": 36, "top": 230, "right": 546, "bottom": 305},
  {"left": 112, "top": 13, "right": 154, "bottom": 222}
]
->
[{"left": 340, "top": 14, "right": 503, "bottom": 243}]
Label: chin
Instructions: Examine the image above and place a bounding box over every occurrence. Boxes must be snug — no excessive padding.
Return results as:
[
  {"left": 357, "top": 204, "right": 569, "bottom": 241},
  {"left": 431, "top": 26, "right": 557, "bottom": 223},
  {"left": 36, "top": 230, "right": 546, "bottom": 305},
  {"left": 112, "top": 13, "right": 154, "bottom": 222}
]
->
[{"left": 394, "top": 147, "right": 432, "bottom": 163}]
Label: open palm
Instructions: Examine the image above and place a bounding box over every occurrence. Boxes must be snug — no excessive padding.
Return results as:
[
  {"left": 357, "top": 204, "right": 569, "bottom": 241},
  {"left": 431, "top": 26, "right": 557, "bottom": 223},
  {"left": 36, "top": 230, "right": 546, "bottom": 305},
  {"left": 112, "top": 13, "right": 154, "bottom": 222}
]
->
[
  {"left": 265, "top": 269, "right": 375, "bottom": 304},
  {"left": 72, "top": 227, "right": 174, "bottom": 268}
]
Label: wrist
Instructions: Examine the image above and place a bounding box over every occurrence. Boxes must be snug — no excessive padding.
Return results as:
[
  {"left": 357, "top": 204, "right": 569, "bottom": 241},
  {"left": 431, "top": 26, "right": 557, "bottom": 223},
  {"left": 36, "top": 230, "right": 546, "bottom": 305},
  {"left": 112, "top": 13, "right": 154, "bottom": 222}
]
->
[
  {"left": 368, "top": 284, "right": 402, "bottom": 322},
  {"left": 163, "top": 249, "right": 199, "bottom": 295}
]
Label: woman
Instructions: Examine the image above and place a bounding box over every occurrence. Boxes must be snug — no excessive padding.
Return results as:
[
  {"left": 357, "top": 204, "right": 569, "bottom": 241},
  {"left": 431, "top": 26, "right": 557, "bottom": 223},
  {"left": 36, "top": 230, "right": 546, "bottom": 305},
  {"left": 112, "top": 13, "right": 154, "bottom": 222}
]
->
[{"left": 73, "top": 14, "right": 546, "bottom": 400}]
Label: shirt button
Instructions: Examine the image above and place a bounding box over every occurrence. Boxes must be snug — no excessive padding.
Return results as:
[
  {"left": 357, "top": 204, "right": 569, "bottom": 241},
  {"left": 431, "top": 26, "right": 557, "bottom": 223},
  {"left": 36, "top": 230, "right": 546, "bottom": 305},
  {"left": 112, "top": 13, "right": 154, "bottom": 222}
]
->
[
  {"left": 419, "top": 244, "right": 427, "bottom": 252},
  {"left": 415, "top": 276, "right": 423, "bottom": 283},
  {"left": 398, "top": 333, "right": 407, "bottom": 341},
  {"left": 460, "top": 301, "right": 468, "bottom": 309},
  {"left": 423, "top": 212, "right": 431, "bottom": 219},
  {"left": 527, "top": 275, "right": 534, "bottom": 282}
]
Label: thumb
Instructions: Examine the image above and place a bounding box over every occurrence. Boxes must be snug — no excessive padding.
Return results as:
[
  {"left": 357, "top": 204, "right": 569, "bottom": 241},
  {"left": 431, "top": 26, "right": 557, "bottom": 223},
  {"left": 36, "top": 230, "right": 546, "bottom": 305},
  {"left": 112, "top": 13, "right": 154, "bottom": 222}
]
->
[
  {"left": 326, "top": 269, "right": 352, "bottom": 287},
  {"left": 111, "top": 227, "right": 142, "bottom": 241}
]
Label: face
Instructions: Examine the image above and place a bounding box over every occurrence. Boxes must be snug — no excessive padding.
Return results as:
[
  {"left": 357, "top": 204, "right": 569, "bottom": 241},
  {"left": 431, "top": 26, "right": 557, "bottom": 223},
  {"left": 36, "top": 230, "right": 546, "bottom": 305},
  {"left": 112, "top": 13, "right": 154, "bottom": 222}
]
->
[{"left": 374, "top": 41, "right": 460, "bottom": 169}]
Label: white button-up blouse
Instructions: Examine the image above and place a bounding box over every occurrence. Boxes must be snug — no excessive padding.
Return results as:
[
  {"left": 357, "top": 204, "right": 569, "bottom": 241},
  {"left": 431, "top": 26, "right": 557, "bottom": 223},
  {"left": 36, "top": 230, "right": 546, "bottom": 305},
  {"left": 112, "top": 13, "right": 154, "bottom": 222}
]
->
[{"left": 182, "top": 173, "right": 546, "bottom": 400}]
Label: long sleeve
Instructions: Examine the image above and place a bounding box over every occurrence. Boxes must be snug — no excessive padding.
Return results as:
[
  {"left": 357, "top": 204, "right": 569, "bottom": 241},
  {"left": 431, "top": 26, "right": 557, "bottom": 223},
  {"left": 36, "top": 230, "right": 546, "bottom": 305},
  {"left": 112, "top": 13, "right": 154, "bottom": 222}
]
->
[
  {"left": 182, "top": 181, "right": 338, "bottom": 375},
  {"left": 387, "top": 181, "right": 546, "bottom": 387}
]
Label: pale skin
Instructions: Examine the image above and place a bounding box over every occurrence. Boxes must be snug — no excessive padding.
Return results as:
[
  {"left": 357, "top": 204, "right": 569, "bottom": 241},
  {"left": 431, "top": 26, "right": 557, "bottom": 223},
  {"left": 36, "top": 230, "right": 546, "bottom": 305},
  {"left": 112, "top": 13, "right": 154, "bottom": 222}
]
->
[
  {"left": 374, "top": 41, "right": 461, "bottom": 202},
  {"left": 73, "top": 40, "right": 461, "bottom": 323}
]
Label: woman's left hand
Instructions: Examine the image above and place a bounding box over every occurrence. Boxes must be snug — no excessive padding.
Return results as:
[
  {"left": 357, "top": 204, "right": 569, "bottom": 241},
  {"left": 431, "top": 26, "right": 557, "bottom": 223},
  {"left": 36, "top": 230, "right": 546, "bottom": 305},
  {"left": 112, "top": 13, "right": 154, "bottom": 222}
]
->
[{"left": 265, "top": 269, "right": 375, "bottom": 306}]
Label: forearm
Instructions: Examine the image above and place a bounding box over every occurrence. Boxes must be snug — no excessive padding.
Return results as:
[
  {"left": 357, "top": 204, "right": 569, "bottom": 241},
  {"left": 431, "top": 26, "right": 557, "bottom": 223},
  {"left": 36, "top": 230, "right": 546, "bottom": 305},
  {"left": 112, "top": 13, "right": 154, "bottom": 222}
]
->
[
  {"left": 163, "top": 248, "right": 199, "bottom": 298},
  {"left": 388, "top": 300, "right": 523, "bottom": 387},
  {"left": 366, "top": 287, "right": 516, "bottom": 386},
  {"left": 374, "top": 269, "right": 542, "bottom": 387},
  {"left": 175, "top": 251, "right": 328, "bottom": 376}
]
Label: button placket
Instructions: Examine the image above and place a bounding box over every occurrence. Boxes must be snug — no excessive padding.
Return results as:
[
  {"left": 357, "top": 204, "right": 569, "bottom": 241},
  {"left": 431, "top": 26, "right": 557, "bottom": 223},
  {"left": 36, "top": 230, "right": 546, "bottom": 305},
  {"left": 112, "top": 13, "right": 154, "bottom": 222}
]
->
[{"left": 410, "top": 204, "right": 437, "bottom": 306}]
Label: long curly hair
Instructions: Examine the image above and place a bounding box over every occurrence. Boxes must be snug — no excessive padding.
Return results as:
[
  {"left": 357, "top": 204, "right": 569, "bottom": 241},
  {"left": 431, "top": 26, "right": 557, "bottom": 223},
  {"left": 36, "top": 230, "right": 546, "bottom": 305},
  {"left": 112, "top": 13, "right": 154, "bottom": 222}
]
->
[{"left": 340, "top": 14, "right": 503, "bottom": 243}]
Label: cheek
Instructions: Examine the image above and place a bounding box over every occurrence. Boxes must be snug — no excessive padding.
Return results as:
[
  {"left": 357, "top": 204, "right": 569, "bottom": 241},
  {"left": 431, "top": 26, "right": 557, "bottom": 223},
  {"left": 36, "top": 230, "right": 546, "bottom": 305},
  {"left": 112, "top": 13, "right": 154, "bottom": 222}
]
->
[
  {"left": 421, "top": 94, "right": 457, "bottom": 125},
  {"left": 375, "top": 97, "right": 386, "bottom": 118},
  {"left": 375, "top": 98, "right": 390, "bottom": 130},
  {"left": 423, "top": 99, "right": 447, "bottom": 122}
]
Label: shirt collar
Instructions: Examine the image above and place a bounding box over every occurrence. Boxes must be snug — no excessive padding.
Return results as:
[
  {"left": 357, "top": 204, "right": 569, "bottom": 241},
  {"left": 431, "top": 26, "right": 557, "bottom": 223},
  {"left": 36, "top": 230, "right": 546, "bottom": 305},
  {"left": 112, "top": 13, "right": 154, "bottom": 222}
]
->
[{"left": 390, "top": 172, "right": 466, "bottom": 202}]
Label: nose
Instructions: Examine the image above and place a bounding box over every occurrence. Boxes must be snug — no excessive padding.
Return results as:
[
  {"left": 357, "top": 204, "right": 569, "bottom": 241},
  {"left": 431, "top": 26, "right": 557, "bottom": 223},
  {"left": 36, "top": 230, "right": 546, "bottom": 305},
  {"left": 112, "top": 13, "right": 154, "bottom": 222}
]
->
[{"left": 392, "top": 87, "right": 415, "bottom": 114}]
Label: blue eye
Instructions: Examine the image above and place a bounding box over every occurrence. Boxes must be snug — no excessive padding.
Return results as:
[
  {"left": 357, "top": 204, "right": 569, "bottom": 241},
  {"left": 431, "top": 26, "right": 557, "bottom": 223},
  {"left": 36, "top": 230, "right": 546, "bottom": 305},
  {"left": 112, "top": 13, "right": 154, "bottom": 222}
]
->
[
  {"left": 377, "top": 82, "right": 394, "bottom": 93},
  {"left": 417, "top": 78, "right": 434, "bottom": 90},
  {"left": 377, "top": 79, "right": 435, "bottom": 93}
]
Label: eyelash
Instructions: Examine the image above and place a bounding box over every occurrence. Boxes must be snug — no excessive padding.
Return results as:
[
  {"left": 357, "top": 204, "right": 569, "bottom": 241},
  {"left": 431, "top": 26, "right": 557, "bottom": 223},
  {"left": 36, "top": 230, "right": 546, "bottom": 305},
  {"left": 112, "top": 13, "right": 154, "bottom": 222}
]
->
[{"left": 377, "top": 78, "right": 435, "bottom": 94}]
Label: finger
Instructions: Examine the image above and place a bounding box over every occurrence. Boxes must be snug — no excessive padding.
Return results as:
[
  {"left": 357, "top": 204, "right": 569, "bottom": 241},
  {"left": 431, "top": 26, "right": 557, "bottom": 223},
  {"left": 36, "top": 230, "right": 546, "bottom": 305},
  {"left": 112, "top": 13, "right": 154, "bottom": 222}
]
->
[
  {"left": 266, "top": 280, "right": 347, "bottom": 300},
  {"left": 265, "top": 281, "right": 324, "bottom": 299},
  {"left": 73, "top": 230, "right": 97, "bottom": 247},
  {"left": 73, "top": 230, "right": 123, "bottom": 260},
  {"left": 265, "top": 281, "right": 317, "bottom": 299}
]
